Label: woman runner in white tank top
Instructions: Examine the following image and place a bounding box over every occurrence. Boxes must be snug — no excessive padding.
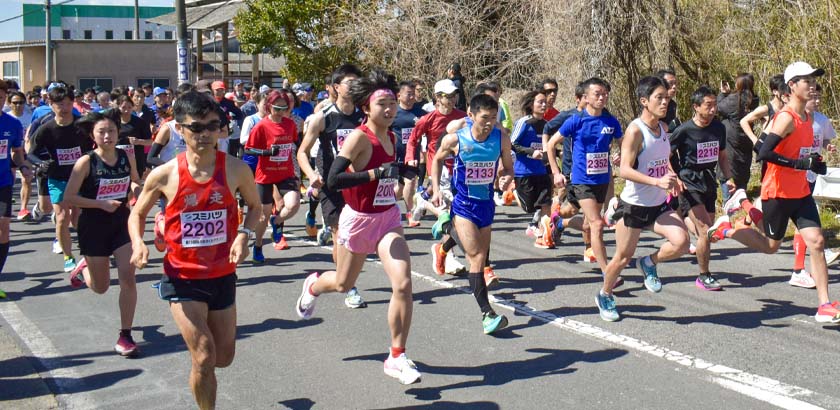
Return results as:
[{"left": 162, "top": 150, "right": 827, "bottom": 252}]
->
[{"left": 595, "top": 76, "right": 690, "bottom": 323}]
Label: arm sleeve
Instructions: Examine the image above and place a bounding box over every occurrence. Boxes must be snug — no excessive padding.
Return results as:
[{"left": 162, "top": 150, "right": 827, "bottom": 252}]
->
[
  {"left": 757, "top": 132, "right": 797, "bottom": 168},
  {"left": 146, "top": 143, "right": 165, "bottom": 167},
  {"left": 327, "top": 155, "right": 372, "bottom": 190},
  {"left": 26, "top": 126, "right": 49, "bottom": 166}
]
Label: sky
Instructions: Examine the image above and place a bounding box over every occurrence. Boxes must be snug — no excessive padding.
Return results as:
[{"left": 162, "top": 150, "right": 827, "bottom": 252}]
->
[{"left": 0, "top": 0, "right": 176, "bottom": 43}]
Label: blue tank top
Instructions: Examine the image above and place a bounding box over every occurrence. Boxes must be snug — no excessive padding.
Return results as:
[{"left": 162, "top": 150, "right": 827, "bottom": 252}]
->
[{"left": 453, "top": 126, "right": 501, "bottom": 201}]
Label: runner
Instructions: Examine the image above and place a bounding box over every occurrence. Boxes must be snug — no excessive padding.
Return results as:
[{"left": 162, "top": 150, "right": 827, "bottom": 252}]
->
[
  {"left": 6, "top": 90, "right": 34, "bottom": 220},
  {"left": 0, "top": 80, "right": 32, "bottom": 298},
  {"left": 295, "top": 69, "right": 422, "bottom": 384},
  {"left": 542, "top": 78, "right": 560, "bottom": 121},
  {"left": 244, "top": 90, "right": 300, "bottom": 260},
  {"left": 656, "top": 68, "right": 681, "bottom": 132},
  {"left": 511, "top": 90, "right": 554, "bottom": 248},
  {"left": 63, "top": 110, "right": 143, "bottom": 355},
  {"left": 115, "top": 95, "right": 153, "bottom": 179},
  {"left": 391, "top": 80, "right": 427, "bottom": 226},
  {"left": 431, "top": 93, "right": 514, "bottom": 334},
  {"left": 129, "top": 91, "right": 261, "bottom": 409},
  {"left": 596, "top": 76, "right": 690, "bottom": 322},
  {"left": 670, "top": 85, "right": 734, "bottom": 291},
  {"left": 297, "top": 64, "right": 367, "bottom": 308},
  {"left": 27, "top": 86, "right": 94, "bottom": 272}
]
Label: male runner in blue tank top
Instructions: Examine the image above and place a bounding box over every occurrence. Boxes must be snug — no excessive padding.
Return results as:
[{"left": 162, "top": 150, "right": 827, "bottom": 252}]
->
[{"left": 430, "top": 94, "right": 514, "bottom": 335}]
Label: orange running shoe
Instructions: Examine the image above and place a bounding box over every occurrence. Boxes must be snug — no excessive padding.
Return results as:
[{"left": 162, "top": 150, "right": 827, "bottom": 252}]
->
[{"left": 483, "top": 266, "right": 499, "bottom": 288}]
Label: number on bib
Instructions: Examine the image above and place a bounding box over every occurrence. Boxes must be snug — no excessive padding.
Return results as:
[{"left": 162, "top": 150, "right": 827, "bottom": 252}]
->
[
  {"left": 0, "top": 140, "right": 7, "bottom": 160},
  {"left": 401, "top": 128, "right": 413, "bottom": 145},
  {"left": 586, "top": 152, "right": 609, "bottom": 175},
  {"left": 646, "top": 158, "right": 670, "bottom": 178},
  {"left": 56, "top": 147, "right": 82, "bottom": 166},
  {"left": 373, "top": 178, "right": 397, "bottom": 206},
  {"left": 336, "top": 129, "right": 353, "bottom": 152},
  {"left": 116, "top": 144, "right": 135, "bottom": 156},
  {"left": 96, "top": 176, "right": 130, "bottom": 201},
  {"left": 465, "top": 161, "right": 496, "bottom": 185},
  {"left": 180, "top": 210, "right": 227, "bottom": 248}
]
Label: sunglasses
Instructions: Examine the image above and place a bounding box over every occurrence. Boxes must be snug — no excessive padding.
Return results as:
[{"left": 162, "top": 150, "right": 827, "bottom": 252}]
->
[
  {"left": 436, "top": 92, "right": 456, "bottom": 98},
  {"left": 179, "top": 120, "right": 222, "bottom": 133},
  {"left": 544, "top": 88, "right": 558, "bottom": 94},
  {"left": 271, "top": 105, "right": 289, "bottom": 111}
]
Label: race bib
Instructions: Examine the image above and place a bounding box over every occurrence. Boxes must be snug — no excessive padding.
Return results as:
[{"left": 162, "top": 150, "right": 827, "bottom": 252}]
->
[
  {"left": 465, "top": 161, "right": 496, "bottom": 185},
  {"left": 373, "top": 178, "right": 397, "bottom": 206},
  {"left": 96, "top": 176, "right": 130, "bottom": 200},
  {"left": 696, "top": 141, "right": 719, "bottom": 164},
  {"left": 0, "top": 140, "right": 7, "bottom": 160},
  {"left": 116, "top": 144, "right": 135, "bottom": 156},
  {"left": 336, "top": 129, "right": 353, "bottom": 151},
  {"left": 530, "top": 142, "right": 543, "bottom": 151},
  {"left": 269, "top": 143, "right": 294, "bottom": 162},
  {"left": 799, "top": 147, "right": 812, "bottom": 159},
  {"left": 180, "top": 210, "right": 227, "bottom": 248},
  {"left": 401, "top": 128, "right": 413, "bottom": 145},
  {"left": 646, "top": 158, "right": 670, "bottom": 178},
  {"left": 586, "top": 152, "right": 609, "bottom": 175},
  {"left": 56, "top": 146, "right": 82, "bottom": 166}
]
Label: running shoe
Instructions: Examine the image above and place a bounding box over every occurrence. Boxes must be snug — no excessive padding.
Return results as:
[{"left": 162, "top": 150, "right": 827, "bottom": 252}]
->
[
  {"left": 534, "top": 237, "right": 554, "bottom": 249},
  {"left": 604, "top": 196, "right": 619, "bottom": 227},
  {"left": 295, "top": 272, "right": 319, "bottom": 319},
  {"left": 482, "top": 311, "right": 508, "bottom": 334},
  {"left": 50, "top": 212, "right": 56, "bottom": 224},
  {"left": 583, "top": 247, "right": 596, "bottom": 263},
  {"left": 0, "top": 288, "right": 7, "bottom": 299},
  {"left": 114, "top": 333, "right": 139, "bottom": 357},
  {"left": 789, "top": 270, "right": 816, "bottom": 289},
  {"left": 238, "top": 206, "right": 244, "bottom": 225},
  {"left": 431, "top": 213, "right": 450, "bottom": 240},
  {"left": 405, "top": 212, "right": 420, "bottom": 228},
  {"left": 316, "top": 226, "right": 332, "bottom": 246},
  {"left": 483, "top": 266, "right": 499, "bottom": 288},
  {"left": 638, "top": 256, "right": 662, "bottom": 293},
  {"left": 16, "top": 209, "right": 31, "bottom": 221},
  {"left": 502, "top": 190, "right": 515, "bottom": 206},
  {"left": 344, "top": 287, "right": 367, "bottom": 309},
  {"left": 273, "top": 236, "right": 289, "bottom": 251},
  {"left": 31, "top": 203, "right": 43, "bottom": 222},
  {"left": 689, "top": 243, "right": 697, "bottom": 255},
  {"left": 252, "top": 245, "right": 265, "bottom": 264},
  {"left": 493, "top": 191, "right": 504, "bottom": 206},
  {"left": 63, "top": 256, "right": 77, "bottom": 273},
  {"left": 826, "top": 248, "right": 840, "bottom": 266},
  {"left": 723, "top": 188, "right": 747, "bottom": 215},
  {"left": 814, "top": 301, "right": 840, "bottom": 323},
  {"left": 444, "top": 252, "right": 466, "bottom": 275},
  {"left": 304, "top": 211, "right": 318, "bottom": 237},
  {"left": 410, "top": 192, "right": 426, "bottom": 226},
  {"left": 153, "top": 211, "right": 166, "bottom": 252},
  {"left": 695, "top": 273, "right": 722, "bottom": 291},
  {"left": 52, "top": 238, "right": 62, "bottom": 254},
  {"left": 431, "top": 243, "right": 446, "bottom": 275},
  {"left": 69, "top": 258, "right": 87, "bottom": 288},
  {"left": 383, "top": 353, "right": 421, "bottom": 384},
  {"left": 595, "top": 291, "right": 620, "bottom": 322},
  {"left": 269, "top": 215, "right": 282, "bottom": 243},
  {"left": 538, "top": 215, "right": 555, "bottom": 249},
  {"left": 525, "top": 224, "right": 540, "bottom": 238},
  {"left": 550, "top": 216, "right": 564, "bottom": 244},
  {"left": 747, "top": 207, "right": 764, "bottom": 224},
  {"left": 707, "top": 215, "right": 732, "bottom": 241}
]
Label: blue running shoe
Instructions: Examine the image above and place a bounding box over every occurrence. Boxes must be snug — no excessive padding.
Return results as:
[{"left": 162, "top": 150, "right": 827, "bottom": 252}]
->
[
  {"left": 595, "top": 291, "right": 620, "bottom": 321},
  {"left": 252, "top": 245, "right": 265, "bottom": 264},
  {"left": 305, "top": 211, "right": 317, "bottom": 237},
  {"left": 482, "top": 311, "right": 508, "bottom": 334},
  {"left": 269, "top": 215, "right": 282, "bottom": 243},
  {"left": 638, "top": 256, "right": 661, "bottom": 293}
]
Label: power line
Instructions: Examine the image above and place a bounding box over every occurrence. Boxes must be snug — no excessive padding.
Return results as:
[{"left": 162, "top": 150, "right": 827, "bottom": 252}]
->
[{"left": 0, "top": 0, "right": 77, "bottom": 25}]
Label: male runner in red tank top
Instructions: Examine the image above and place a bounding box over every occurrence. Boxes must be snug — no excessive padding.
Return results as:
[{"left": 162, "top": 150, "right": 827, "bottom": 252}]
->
[{"left": 128, "top": 91, "right": 261, "bottom": 409}]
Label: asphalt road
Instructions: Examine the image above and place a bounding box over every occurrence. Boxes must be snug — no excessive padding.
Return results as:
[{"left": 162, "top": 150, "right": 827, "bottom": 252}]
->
[{"left": 1, "top": 199, "right": 840, "bottom": 410}]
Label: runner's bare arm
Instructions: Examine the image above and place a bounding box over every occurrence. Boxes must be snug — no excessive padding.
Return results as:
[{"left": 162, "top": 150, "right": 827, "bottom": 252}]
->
[
  {"left": 740, "top": 105, "right": 769, "bottom": 144},
  {"left": 297, "top": 110, "right": 325, "bottom": 187}
]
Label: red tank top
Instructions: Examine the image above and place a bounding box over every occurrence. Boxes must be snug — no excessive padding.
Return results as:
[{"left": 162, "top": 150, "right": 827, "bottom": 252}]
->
[
  {"left": 164, "top": 151, "right": 238, "bottom": 279},
  {"left": 761, "top": 108, "right": 812, "bottom": 200},
  {"left": 342, "top": 124, "right": 397, "bottom": 213}
]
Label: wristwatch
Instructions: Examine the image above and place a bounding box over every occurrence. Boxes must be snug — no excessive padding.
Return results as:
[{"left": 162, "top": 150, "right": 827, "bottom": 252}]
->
[{"left": 237, "top": 227, "right": 254, "bottom": 239}]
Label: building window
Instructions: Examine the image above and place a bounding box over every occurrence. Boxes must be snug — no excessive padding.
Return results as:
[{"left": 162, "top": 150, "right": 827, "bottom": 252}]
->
[
  {"left": 84, "top": 30, "right": 92, "bottom": 40},
  {"left": 164, "top": 31, "right": 173, "bottom": 40},
  {"left": 125, "top": 30, "right": 133, "bottom": 40},
  {"left": 145, "top": 31, "right": 153, "bottom": 40},
  {"left": 62, "top": 30, "right": 71, "bottom": 40},
  {"left": 137, "top": 78, "right": 170, "bottom": 89},
  {"left": 79, "top": 78, "right": 113, "bottom": 92},
  {"left": 105, "top": 30, "right": 113, "bottom": 40},
  {"left": 3, "top": 62, "right": 19, "bottom": 82}
]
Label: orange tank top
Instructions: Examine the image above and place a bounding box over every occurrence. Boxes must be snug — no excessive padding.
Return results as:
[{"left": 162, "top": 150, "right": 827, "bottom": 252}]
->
[{"left": 761, "top": 108, "right": 812, "bottom": 200}]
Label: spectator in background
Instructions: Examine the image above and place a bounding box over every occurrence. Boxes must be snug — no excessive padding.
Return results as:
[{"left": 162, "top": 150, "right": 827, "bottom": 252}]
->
[
  {"left": 448, "top": 63, "right": 467, "bottom": 111},
  {"left": 150, "top": 87, "right": 171, "bottom": 128},
  {"left": 83, "top": 88, "right": 97, "bottom": 108},
  {"left": 141, "top": 83, "right": 154, "bottom": 107},
  {"left": 717, "top": 73, "right": 758, "bottom": 202},
  {"left": 96, "top": 91, "right": 112, "bottom": 110},
  {"left": 542, "top": 78, "right": 560, "bottom": 121},
  {"left": 292, "top": 82, "right": 314, "bottom": 120}
]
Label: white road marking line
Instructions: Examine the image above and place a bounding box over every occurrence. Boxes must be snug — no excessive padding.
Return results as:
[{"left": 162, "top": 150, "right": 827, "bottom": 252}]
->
[
  {"left": 288, "top": 232, "right": 835, "bottom": 410},
  {"left": 0, "top": 300, "right": 95, "bottom": 409}
]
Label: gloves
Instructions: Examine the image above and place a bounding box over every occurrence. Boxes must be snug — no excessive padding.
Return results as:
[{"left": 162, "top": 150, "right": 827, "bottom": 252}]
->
[
  {"left": 374, "top": 163, "right": 400, "bottom": 180},
  {"left": 794, "top": 152, "right": 827, "bottom": 174},
  {"left": 396, "top": 163, "right": 420, "bottom": 180},
  {"left": 270, "top": 145, "right": 281, "bottom": 156}
]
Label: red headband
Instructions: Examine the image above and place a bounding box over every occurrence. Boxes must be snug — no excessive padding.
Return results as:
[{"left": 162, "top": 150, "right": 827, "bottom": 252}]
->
[{"left": 369, "top": 89, "right": 395, "bottom": 104}]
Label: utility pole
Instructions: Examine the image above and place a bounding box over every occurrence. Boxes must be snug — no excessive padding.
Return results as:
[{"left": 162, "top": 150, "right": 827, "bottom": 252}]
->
[
  {"left": 134, "top": 0, "right": 140, "bottom": 40},
  {"left": 45, "top": 0, "right": 51, "bottom": 82},
  {"left": 175, "top": 0, "right": 189, "bottom": 85}
]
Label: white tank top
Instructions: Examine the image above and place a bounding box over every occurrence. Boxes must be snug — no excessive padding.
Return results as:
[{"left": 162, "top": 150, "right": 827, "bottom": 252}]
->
[
  {"left": 620, "top": 118, "right": 670, "bottom": 206},
  {"left": 160, "top": 121, "right": 186, "bottom": 163}
]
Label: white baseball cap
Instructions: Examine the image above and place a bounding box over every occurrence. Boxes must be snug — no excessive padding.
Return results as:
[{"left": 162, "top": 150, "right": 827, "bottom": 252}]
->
[
  {"left": 433, "top": 79, "right": 458, "bottom": 95},
  {"left": 783, "top": 61, "right": 825, "bottom": 83},
  {"left": 258, "top": 85, "right": 270, "bottom": 94}
]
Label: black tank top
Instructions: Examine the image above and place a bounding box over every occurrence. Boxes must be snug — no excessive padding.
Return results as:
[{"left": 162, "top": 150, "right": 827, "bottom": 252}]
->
[
  {"left": 318, "top": 104, "right": 364, "bottom": 176},
  {"left": 80, "top": 149, "right": 132, "bottom": 210}
]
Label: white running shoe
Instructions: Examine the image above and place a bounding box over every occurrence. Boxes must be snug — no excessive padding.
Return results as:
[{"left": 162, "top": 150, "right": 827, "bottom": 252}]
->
[
  {"left": 723, "top": 188, "right": 747, "bottom": 215},
  {"left": 493, "top": 191, "right": 504, "bottom": 206},
  {"left": 444, "top": 252, "right": 466, "bottom": 275},
  {"left": 344, "top": 287, "right": 367, "bottom": 309},
  {"left": 383, "top": 353, "right": 421, "bottom": 384},
  {"left": 525, "top": 225, "right": 541, "bottom": 238},
  {"left": 825, "top": 249, "right": 840, "bottom": 266},
  {"left": 789, "top": 270, "right": 816, "bottom": 289},
  {"left": 604, "top": 196, "right": 619, "bottom": 227},
  {"left": 411, "top": 192, "right": 426, "bottom": 223},
  {"left": 52, "top": 238, "right": 62, "bottom": 254},
  {"left": 689, "top": 243, "right": 697, "bottom": 255},
  {"left": 295, "top": 273, "right": 320, "bottom": 319}
]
